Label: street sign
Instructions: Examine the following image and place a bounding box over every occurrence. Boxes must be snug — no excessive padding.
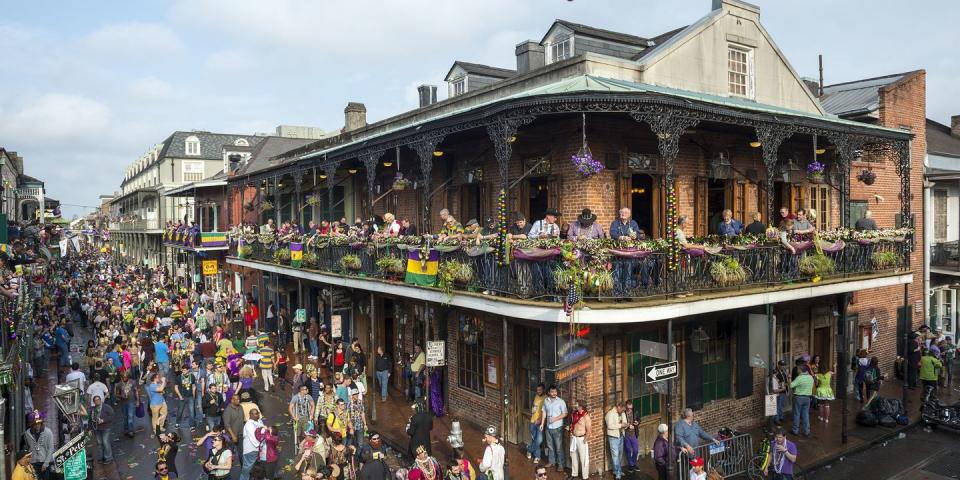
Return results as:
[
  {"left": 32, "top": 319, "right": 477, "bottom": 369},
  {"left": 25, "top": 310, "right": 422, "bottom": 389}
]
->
[
  {"left": 63, "top": 449, "right": 87, "bottom": 480},
  {"left": 331, "top": 314, "right": 342, "bottom": 338},
  {"left": 295, "top": 308, "right": 306, "bottom": 324},
  {"left": 644, "top": 361, "right": 679, "bottom": 383},
  {"left": 426, "top": 340, "right": 446, "bottom": 367},
  {"left": 53, "top": 434, "right": 86, "bottom": 472},
  {"left": 202, "top": 260, "right": 218, "bottom": 275}
]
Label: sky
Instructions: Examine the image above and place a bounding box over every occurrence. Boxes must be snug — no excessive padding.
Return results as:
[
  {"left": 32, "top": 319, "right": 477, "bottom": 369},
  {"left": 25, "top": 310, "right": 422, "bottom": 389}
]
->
[{"left": 1, "top": 0, "right": 957, "bottom": 219}]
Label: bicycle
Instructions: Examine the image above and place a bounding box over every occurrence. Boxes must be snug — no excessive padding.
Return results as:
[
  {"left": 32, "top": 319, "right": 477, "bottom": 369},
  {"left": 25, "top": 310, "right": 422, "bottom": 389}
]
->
[{"left": 747, "top": 428, "right": 772, "bottom": 480}]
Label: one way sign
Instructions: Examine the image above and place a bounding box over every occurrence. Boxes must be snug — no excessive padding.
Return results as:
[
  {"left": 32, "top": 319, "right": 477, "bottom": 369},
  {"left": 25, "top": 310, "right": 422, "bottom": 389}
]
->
[{"left": 644, "top": 361, "right": 679, "bottom": 383}]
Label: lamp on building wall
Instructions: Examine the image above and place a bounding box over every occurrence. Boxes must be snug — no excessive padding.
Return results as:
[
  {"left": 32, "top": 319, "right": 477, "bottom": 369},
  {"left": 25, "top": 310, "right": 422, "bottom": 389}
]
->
[
  {"left": 53, "top": 383, "right": 82, "bottom": 415},
  {"left": 690, "top": 326, "right": 710, "bottom": 354},
  {"left": 707, "top": 151, "right": 732, "bottom": 179},
  {"left": 780, "top": 159, "right": 803, "bottom": 184}
]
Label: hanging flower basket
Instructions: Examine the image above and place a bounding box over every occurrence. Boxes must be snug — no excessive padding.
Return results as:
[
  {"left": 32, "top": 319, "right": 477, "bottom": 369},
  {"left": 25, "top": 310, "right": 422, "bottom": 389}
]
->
[
  {"left": 392, "top": 173, "right": 410, "bottom": 191},
  {"left": 260, "top": 200, "right": 274, "bottom": 212},
  {"left": 857, "top": 169, "right": 877, "bottom": 185},
  {"left": 806, "top": 160, "right": 825, "bottom": 184},
  {"left": 571, "top": 113, "right": 603, "bottom": 178}
]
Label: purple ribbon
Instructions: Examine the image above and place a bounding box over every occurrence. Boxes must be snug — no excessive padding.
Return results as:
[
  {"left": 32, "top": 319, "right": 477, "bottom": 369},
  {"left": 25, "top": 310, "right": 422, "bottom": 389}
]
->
[{"left": 512, "top": 247, "right": 561, "bottom": 261}]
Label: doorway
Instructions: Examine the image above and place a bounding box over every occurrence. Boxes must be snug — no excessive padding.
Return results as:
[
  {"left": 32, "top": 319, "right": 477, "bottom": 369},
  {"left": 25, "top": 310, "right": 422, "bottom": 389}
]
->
[
  {"left": 631, "top": 175, "right": 654, "bottom": 235},
  {"left": 707, "top": 179, "right": 726, "bottom": 234},
  {"left": 813, "top": 326, "right": 832, "bottom": 368},
  {"left": 512, "top": 325, "right": 542, "bottom": 444},
  {"left": 528, "top": 177, "right": 549, "bottom": 223},
  {"left": 460, "top": 184, "right": 481, "bottom": 224}
]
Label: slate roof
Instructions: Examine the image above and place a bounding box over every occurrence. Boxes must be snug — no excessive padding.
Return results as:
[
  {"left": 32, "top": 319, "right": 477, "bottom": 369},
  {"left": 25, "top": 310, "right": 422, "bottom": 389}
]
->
[
  {"left": 820, "top": 72, "right": 911, "bottom": 117},
  {"left": 445, "top": 61, "right": 516, "bottom": 81},
  {"left": 156, "top": 131, "right": 265, "bottom": 160},
  {"left": 233, "top": 136, "right": 317, "bottom": 177},
  {"left": 631, "top": 25, "right": 688, "bottom": 61},
  {"left": 547, "top": 20, "right": 653, "bottom": 47},
  {"left": 927, "top": 119, "right": 960, "bottom": 159}
]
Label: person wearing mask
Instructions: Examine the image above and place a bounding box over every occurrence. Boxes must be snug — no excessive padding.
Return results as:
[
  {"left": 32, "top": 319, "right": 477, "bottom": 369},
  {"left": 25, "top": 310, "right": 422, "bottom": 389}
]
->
[
  {"left": 652, "top": 424, "right": 673, "bottom": 480},
  {"left": 374, "top": 346, "right": 392, "bottom": 402},
  {"left": 541, "top": 385, "right": 567, "bottom": 472},
  {"left": 790, "top": 363, "right": 814, "bottom": 438},
  {"left": 744, "top": 212, "right": 767, "bottom": 235},
  {"left": 604, "top": 402, "right": 628, "bottom": 480},
  {"left": 569, "top": 401, "right": 591, "bottom": 480},
  {"left": 674, "top": 408, "right": 719, "bottom": 457},
  {"left": 854, "top": 209, "right": 878, "bottom": 231},
  {"left": 477, "top": 426, "right": 505, "bottom": 480},
  {"left": 717, "top": 209, "right": 743, "bottom": 237},
  {"left": 568, "top": 208, "right": 605, "bottom": 241}
]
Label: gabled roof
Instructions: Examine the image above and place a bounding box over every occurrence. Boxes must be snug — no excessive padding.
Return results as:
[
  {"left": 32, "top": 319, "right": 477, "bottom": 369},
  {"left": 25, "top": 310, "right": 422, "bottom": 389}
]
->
[
  {"left": 444, "top": 61, "right": 516, "bottom": 82},
  {"left": 631, "top": 26, "right": 688, "bottom": 61},
  {"left": 233, "top": 136, "right": 316, "bottom": 177},
  {"left": 820, "top": 72, "right": 912, "bottom": 118},
  {"left": 927, "top": 119, "right": 960, "bottom": 159},
  {"left": 543, "top": 19, "right": 653, "bottom": 47},
  {"left": 156, "top": 131, "right": 265, "bottom": 161}
]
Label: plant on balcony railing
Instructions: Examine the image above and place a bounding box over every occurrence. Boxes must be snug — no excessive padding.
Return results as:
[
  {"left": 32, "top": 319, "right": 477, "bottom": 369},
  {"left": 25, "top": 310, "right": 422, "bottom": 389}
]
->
[
  {"left": 799, "top": 253, "right": 835, "bottom": 281},
  {"left": 710, "top": 255, "right": 749, "bottom": 287},
  {"left": 237, "top": 244, "right": 253, "bottom": 259},
  {"left": 341, "top": 254, "right": 362, "bottom": 272},
  {"left": 303, "top": 250, "right": 319, "bottom": 268},
  {"left": 871, "top": 251, "right": 899, "bottom": 269},
  {"left": 273, "top": 247, "right": 291, "bottom": 264},
  {"left": 376, "top": 256, "right": 406, "bottom": 278},
  {"left": 437, "top": 260, "right": 474, "bottom": 300},
  {"left": 260, "top": 200, "right": 274, "bottom": 212}
]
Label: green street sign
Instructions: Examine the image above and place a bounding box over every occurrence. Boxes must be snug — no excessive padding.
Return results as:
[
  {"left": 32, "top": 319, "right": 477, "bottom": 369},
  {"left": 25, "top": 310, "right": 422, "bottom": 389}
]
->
[
  {"left": 295, "top": 308, "right": 306, "bottom": 323},
  {"left": 63, "top": 449, "right": 86, "bottom": 480}
]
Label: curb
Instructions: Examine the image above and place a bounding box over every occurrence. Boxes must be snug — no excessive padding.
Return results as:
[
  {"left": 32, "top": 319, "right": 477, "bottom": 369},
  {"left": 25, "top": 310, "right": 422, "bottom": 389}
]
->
[{"left": 801, "top": 420, "right": 919, "bottom": 476}]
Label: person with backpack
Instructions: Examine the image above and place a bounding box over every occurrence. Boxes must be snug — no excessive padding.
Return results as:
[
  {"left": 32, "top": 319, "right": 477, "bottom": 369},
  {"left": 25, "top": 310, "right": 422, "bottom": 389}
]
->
[
  {"left": 863, "top": 357, "right": 883, "bottom": 400},
  {"left": 852, "top": 349, "right": 870, "bottom": 402},
  {"left": 203, "top": 435, "right": 233, "bottom": 480}
]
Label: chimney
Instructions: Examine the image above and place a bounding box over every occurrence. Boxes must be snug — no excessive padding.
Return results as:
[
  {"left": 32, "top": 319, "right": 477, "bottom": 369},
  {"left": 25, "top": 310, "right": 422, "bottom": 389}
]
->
[
  {"left": 515, "top": 41, "right": 545, "bottom": 75},
  {"left": 344, "top": 102, "right": 367, "bottom": 133},
  {"left": 417, "top": 85, "right": 438, "bottom": 108},
  {"left": 952, "top": 115, "right": 960, "bottom": 138}
]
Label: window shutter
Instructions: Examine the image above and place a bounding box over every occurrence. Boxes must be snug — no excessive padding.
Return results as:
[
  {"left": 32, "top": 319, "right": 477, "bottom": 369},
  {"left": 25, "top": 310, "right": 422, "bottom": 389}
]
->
[
  {"left": 694, "top": 177, "right": 709, "bottom": 236},
  {"left": 479, "top": 182, "right": 490, "bottom": 223},
  {"left": 735, "top": 319, "right": 753, "bottom": 399},
  {"left": 685, "top": 330, "right": 704, "bottom": 410},
  {"left": 617, "top": 174, "right": 631, "bottom": 213},
  {"left": 758, "top": 183, "right": 769, "bottom": 224},
  {"left": 547, "top": 175, "right": 562, "bottom": 211},
  {"left": 652, "top": 176, "right": 667, "bottom": 238},
  {"left": 511, "top": 182, "right": 527, "bottom": 222}
]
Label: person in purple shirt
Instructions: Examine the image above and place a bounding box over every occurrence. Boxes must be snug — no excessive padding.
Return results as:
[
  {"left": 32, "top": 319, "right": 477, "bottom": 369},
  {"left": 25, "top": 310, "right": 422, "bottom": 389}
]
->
[{"left": 764, "top": 427, "right": 798, "bottom": 480}]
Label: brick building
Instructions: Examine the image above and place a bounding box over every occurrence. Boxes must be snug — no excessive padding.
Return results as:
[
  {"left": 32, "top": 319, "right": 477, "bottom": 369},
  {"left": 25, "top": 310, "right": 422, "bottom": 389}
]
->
[{"left": 226, "top": 0, "right": 921, "bottom": 475}]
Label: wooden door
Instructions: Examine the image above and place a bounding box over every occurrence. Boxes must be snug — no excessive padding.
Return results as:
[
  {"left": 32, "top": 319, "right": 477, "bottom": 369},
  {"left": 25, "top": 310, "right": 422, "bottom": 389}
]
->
[
  {"left": 511, "top": 180, "right": 530, "bottom": 222},
  {"left": 547, "top": 175, "right": 562, "bottom": 212},
  {"left": 617, "top": 174, "right": 632, "bottom": 213},
  {"left": 694, "top": 177, "right": 709, "bottom": 236}
]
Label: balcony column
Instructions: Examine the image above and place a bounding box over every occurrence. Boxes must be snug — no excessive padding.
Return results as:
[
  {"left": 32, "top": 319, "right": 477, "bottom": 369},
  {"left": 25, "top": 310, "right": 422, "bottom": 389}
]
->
[
  {"left": 411, "top": 134, "right": 445, "bottom": 232},
  {"left": 486, "top": 112, "right": 535, "bottom": 263},
  {"left": 323, "top": 161, "right": 339, "bottom": 221},
  {"left": 359, "top": 150, "right": 386, "bottom": 220},
  {"left": 893, "top": 140, "right": 913, "bottom": 229},
  {"left": 273, "top": 176, "right": 281, "bottom": 226},
  {"left": 630, "top": 109, "right": 699, "bottom": 270},
  {"left": 754, "top": 124, "right": 795, "bottom": 222},
  {"left": 294, "top": 170, "right": 304, "bottom": 227}
]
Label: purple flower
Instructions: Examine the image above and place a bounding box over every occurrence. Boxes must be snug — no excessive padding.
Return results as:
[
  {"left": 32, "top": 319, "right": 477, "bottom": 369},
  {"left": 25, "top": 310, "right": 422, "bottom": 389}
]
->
[
  {"left": 571, "top": 150, "right": 603, "bottom": 178},
  {"left": 807, "top": 161, "right": 825, "bottom": 175}
]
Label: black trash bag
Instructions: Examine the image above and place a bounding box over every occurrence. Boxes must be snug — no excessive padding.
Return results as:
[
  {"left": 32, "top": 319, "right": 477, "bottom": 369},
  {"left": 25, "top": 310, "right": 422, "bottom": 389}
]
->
[
  {"left": 856, "top": 410, "right": 878, "bottom": 427},
  {"left": 878, "top": 414, "right": 897, "bottom": 428}
]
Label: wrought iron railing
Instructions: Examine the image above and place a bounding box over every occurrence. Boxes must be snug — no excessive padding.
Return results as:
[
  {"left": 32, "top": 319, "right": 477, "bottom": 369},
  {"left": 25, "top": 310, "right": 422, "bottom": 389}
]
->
[
  {"left": 232, "top": 237, "right": 911, "bottom": 303},
  {"left": 108, "top": 218, "right": 160, "bottom": 231}
]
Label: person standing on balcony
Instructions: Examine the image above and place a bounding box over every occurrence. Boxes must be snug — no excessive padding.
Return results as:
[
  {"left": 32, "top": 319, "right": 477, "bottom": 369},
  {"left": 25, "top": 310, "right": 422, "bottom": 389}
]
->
[
  {"left": 401, "top": 217, "right": 418, "bottom": 236},
  {"left": 717, "top": 209, "right": 742, "bottom": 237},
  {"left": 383, "top": 213, "right": 401, "bottom": 237},
  {"left": 510, "top": 214, "right": 532, "bottom": 239},
  {"left": 855, "top": 210, "right": 878, "bottom": 231},
  {"left": 259, "top": 218, "right": 275, "bottom": 235},
  {"left": 792, "top": 209, "right": 816, "bottom": 235},
  {"left": 610, "top": 208, "right": 641, "bottom": 290},
  {"left": 569, "top": 208, "right": 605, "bottom": 242},
  {"left": 541, "top": 385, "right": 567, "bottom": 472},
  {"left": 745, "top": 212, "right": 766, "bottom": 235},
  {"left": 530, "top": 209, "right": 561, "bottom": 293}
]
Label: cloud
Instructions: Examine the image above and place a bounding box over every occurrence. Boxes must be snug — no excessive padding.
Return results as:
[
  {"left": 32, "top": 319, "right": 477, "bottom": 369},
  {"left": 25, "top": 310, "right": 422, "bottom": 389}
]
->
[
  {"left": 128, "top": 77, "right": 175, "bottom": 99},
  {"left": 77, "top": 22, "right": 183, "bottom": 61},
  {"left": 0, "top": 93, "right": 111, "bottom": 146},
  {"left": 204, "top": 50, "right": 254, "bottom": 71}
]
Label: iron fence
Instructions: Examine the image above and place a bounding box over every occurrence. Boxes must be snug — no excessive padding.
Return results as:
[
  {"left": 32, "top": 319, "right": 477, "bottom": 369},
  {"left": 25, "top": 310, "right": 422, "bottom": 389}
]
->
[{"left": 677, "top": 432, "right": 753, "bottom": 479}]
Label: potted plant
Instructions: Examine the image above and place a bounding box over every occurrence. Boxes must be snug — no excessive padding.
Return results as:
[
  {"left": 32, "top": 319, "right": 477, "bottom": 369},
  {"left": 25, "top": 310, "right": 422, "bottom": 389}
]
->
[
  {"left": 709, "top": 255, "right": 748, "bottom": 287},
  {"left": 376, "top": 256, "right": 406, "bottom": 279},
  {"left": 340, "top": 254, "right": 362, "bottom": 272},
  {"left": 392, "top": 173, "right": 411, "bottom": 191},
  {"left": 583, "top": 269, "right": 614, "bottom": 295},
  {"left": 806, "top": 160, "right": 825, "bottom": 183},
  {"left": 260, "top": 200, "right": 274, "bottom": 212},
  {"left": 273, "top": 247, "right": 291, "bottom": 264},
  {"left": 237, "top": 244, "right": 253, "bottom": 259},
  {"left": 871, "top": 251, "right": 898, "bottom": 269},
  {"left": 857, "top": 169, "right": 877, "bottom": 185},
  {"left": 798, "top": 253, "right": 835, "bottom": 281},
  {"left": 303, "top": 250, "right": 319, "bottom": 268}
]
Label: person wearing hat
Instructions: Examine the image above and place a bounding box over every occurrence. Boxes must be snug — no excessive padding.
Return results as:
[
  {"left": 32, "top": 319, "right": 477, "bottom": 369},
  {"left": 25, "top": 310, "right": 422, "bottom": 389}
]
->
[
  {"left": 22, "top": 410, "right": 54, "bottom": 480},
  {"left": 769, "top": 360, "right": 789, "bottom": 425},
  {"left": 688, "top": 456, "right": 706, "bottom": 480},
  {"left": 348, "top": 385, "right": 368, "bottom": 447},
  {"left": 568, "top": 208, "right": 605, "bottom": 241},
  {"left": 407, "top": 401, "right": 434, "bottom": 459},
  {"left": 289, "top": 384, "right": 316, "bottom": 445},
  {"left": 652, "top": 423, "right": 673, "bottom": 480},
  {"left": 529, "top": 209, "right": 561, "bottom": 239},
  {"left": 477, "top": 426, "right": 505, "bottom": 480},
  {"left": 920, "top": 345, "right": 944, "bottom": 396},
  {"left": 439, "top": 212, "right": 465, "bottom": 240},
  {"left": 13, "top": 449, "right": 35, "bottom": 480},
  {"left": 359, "top": 432, "right": 387, "bottom": 464},
  {"left": 409, "top": 444, "right": 441, "bottom": 480}
]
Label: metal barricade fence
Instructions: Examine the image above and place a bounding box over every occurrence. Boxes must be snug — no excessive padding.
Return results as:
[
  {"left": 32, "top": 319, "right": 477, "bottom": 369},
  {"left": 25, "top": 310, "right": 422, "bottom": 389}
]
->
[{"left": 677, "top": 432, "right": 753, "bottom": 479}]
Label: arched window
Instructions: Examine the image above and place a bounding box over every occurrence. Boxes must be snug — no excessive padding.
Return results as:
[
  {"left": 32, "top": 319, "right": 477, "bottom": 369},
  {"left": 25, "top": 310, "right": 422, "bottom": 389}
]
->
[
  {"left": 234, "top": 138, "right": 249, "bottom": 147},
  {"left": 185, "top": 135, "right": 201, "bottom": 156}
]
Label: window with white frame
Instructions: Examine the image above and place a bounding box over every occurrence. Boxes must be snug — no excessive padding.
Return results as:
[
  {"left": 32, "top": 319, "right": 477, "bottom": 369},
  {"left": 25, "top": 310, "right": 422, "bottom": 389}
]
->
[
  {"left": 234, "top": 138, "right": 249, "bottom": 147},
  {"left": 182, "top": 161, "right": 204, "bottom": 182},
  {"left": 727, "top": 45, "right": 753, "bottom": 97},
  {"left": 550, "top": 35, "right": 572, "bottom": 63},
  {"left": 185, "top": 135, "right": 201, "bottom": 156},
  {"left": 451, "top": 77, "right": 466, "bottom": 97}
]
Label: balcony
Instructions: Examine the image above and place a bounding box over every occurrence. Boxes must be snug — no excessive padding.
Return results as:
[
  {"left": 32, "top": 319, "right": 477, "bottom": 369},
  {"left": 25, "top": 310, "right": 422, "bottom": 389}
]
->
[
  {"left": 229, "top": 229, "right": 913, "bottom": 309},
  {"left": 162, "top": 228, "right": 228, "bottom": 251},
  {"left": 931, "top": 241, "right": 960, "bottom": 274},
  {"left": 108, "top": 218, "right": 160, "bottom": 232}
]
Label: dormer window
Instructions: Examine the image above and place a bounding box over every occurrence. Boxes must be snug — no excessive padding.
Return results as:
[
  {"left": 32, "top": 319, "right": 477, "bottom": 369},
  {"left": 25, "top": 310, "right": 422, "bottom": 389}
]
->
[
  {"left": 450, "top": 77, "right": 466, "bottom": 97},
  {"left": 234, "top": 138, "right": 249, "bottom": 147},
  {"left": 549, "top": 35, "right": 573, "bottom": 63},
  {"left": 185, "top": 135, "right": 201, "bottom": 156},
  {"left": 727, "top": 45, "right": 754, "bottom": 98}
]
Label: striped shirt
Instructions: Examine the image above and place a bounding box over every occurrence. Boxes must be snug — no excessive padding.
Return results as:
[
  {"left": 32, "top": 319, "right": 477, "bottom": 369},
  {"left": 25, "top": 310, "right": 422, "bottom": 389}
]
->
[{"left": 259, "top": 347, "right": 275, "bottom": 370}]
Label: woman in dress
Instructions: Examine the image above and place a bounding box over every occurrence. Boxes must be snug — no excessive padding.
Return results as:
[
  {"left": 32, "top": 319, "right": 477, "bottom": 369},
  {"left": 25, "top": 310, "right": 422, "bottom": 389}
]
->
[{"left": 815, "top": 363, "right": 835, "bottom": 422}]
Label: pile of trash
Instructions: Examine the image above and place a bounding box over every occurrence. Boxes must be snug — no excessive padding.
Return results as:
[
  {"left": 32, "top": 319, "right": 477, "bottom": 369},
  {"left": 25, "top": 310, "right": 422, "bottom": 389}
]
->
[{"left": 856, "top": 393, "right": 909, "bottom": 428}]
